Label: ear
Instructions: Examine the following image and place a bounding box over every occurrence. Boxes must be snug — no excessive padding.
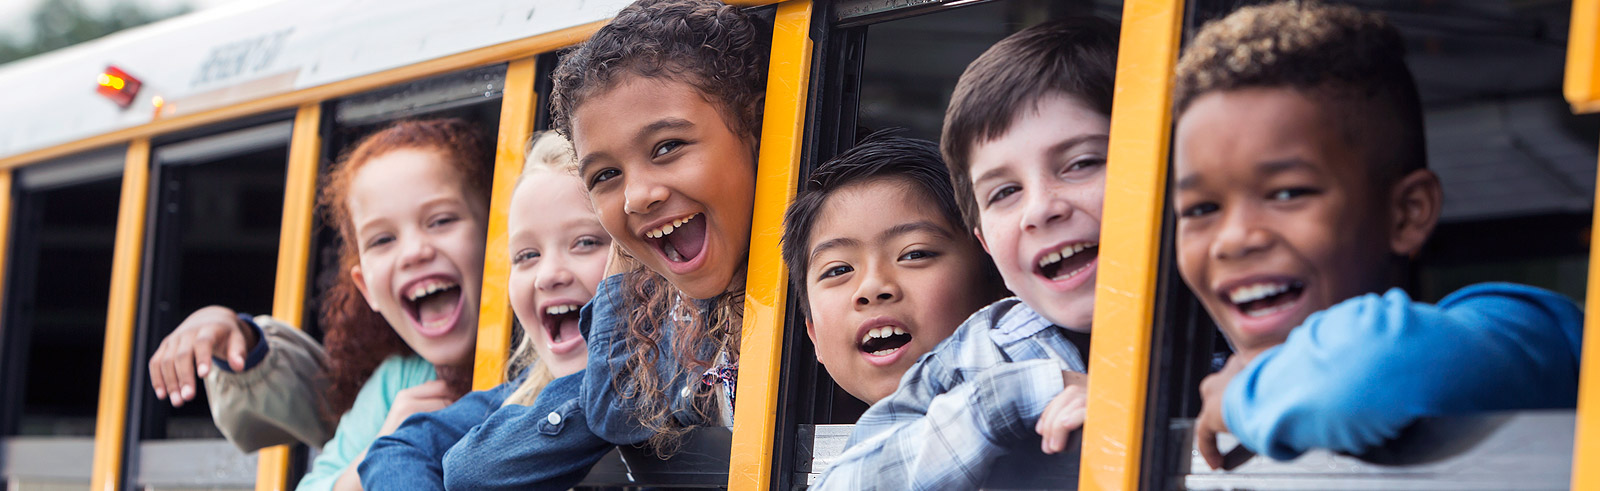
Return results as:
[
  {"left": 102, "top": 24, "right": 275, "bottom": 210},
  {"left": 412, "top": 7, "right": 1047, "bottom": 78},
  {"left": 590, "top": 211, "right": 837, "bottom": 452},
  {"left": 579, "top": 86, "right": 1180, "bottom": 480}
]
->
[
  {"left": 350, "top": 265, "right": 381, "bottom": 312},
  {"left": 1388, "top": 169, "right": 1442, "bottom": 258},
  {"left": 804, "top": 318, "right": 824, "bottom": 365},
  {"left": 974, "top": 226, "right": 991, "bottom": 256}
]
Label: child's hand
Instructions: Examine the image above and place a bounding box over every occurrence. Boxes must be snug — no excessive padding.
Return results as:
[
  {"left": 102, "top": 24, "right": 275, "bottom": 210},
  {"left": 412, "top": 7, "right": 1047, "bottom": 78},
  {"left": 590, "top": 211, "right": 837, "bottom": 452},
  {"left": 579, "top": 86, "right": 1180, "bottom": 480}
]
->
[
  {"left": 1195, "top": 354, "right": 1252, "bottom": 470},
  {"left": 377, "top": 380, "right": 459, "bottom": 437},
  {"left": 1036, "top": 370, "right": 1089, "bottom": 454},
  {"left": 148, "top": 305, "right": 259, "bottom": 407}
]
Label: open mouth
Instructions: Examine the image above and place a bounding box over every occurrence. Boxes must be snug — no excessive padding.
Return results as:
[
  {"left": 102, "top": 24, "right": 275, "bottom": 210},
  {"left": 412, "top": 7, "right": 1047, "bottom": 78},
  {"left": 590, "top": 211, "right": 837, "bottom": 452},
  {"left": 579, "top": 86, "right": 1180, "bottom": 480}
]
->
[
  {"left": 643, "top": 213, "right": 708, "bottom": 264},
  {"left": 1225, "top": 280, "right": 1306, "bottom": 318},
  {"left": 540, "top": 303, "right": 583, "bottom": 352},
  {"left": 858, "top": 325, "right": 912, "bottom": 357},
  {"left": 1036, "top": 242, "right": 1099, "bottom": 281},
  {"left": 403, "top": 278, "right": 463, "bottom": 332}
]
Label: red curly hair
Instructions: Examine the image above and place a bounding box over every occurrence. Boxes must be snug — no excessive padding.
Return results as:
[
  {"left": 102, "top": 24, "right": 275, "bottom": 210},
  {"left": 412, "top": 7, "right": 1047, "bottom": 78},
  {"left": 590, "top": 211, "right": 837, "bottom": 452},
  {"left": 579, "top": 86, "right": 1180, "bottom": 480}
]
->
[{"left": 319, "top": 118, "right": 492, "bottom": 415}]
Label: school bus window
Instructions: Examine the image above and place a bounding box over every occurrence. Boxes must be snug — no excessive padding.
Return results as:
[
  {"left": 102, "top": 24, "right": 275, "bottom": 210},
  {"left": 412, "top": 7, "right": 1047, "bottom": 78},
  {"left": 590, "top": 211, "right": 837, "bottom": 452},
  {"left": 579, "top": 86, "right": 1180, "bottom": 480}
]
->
[
  {"left": 130, "top": 122, "right": 291, "bottom": 479},
  {"left": 855, "top": 0, "right": 1121, "bottom": 141},
  {"left": 1159, "top": 1, "right": 1597, "bottom": 488},
  {"left": 304, "top": 65, "right": 505, "bottom": 341},
  {"left": 0, "top": 149, "right": 124, "bottom": 487}
]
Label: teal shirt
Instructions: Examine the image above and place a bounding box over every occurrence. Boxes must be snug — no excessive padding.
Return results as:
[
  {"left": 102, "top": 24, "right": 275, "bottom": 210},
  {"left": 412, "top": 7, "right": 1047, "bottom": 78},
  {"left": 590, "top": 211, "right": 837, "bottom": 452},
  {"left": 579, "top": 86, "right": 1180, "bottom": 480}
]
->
[{"left": 297, "top": 354, "right": 436, "bottom": 491}]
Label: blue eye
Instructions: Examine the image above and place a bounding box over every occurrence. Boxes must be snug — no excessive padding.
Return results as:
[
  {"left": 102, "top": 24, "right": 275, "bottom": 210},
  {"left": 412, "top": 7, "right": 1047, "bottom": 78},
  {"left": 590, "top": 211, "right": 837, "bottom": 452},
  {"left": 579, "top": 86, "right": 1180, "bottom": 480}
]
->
[
  {"left": 820, "top": 264, "right": 853, "bottom": 279},
  {"left": 574, "top": 235, "right": 606, "bottom": 251},
  {"left": 511, "top": 249, "right": 540, "bottom": 265}
]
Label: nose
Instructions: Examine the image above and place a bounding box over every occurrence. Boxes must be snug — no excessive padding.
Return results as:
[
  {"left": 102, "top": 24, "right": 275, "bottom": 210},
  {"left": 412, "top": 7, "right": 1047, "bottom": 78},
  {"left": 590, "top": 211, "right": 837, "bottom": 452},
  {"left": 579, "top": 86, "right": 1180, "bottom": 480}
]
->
[
  {"left": 1211, "top": 205, "right": 1274, "bottom": 261},
  {"left": 534, "top": 253, "right": 575, "bottom": 291},
  {"left": 1021, "top": 182, "right": 1074, "bottom": 232},
  {"left": 623, "top": 175, "right": 669, "bottom": 215},
  {"left": 853, "top": 261, "right": 902, "bottom": 307},
  {"left": 398, "top": 235, "right": 436, "bottom": 269}
]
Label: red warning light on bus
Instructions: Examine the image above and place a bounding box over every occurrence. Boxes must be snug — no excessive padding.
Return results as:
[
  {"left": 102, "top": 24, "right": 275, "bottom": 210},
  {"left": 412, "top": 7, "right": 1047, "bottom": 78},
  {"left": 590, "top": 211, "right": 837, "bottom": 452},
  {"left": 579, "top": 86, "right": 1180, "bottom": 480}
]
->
[{"left": 97, "top": 65, "right": 142, "bottom": 108}]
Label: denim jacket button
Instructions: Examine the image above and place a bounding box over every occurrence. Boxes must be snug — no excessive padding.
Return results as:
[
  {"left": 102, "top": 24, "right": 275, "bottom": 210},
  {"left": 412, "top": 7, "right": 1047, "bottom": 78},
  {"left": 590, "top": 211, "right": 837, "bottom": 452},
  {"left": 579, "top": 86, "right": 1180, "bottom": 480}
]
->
[
  {"left": 680, "top": 386, "right": 692, "bottom": 398},
  {"left": 547, "top": 412, "right": 561, "bottom": 425}
]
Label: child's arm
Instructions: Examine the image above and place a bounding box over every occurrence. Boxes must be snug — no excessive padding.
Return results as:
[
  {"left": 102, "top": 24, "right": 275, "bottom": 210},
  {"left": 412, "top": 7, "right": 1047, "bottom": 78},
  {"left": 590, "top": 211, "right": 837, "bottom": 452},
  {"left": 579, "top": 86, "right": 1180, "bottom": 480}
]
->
[
  {"left": 813, "top": 356, "right": 1066, "bottom": 491},
  {"left": 201, "top": 314, "right": 335, "bottom": 451},
  {"left": 356, "top": 382, "right": 514, "bottom": 490},
  {"left": 1222, "top": 284, "right": 1582, "bottom": 461},
  {"left": 442, "top": 373, "right": 615, "bottom": 490},
  {"left": 577, "top": 274, "right": 658, "bottom": 445}
]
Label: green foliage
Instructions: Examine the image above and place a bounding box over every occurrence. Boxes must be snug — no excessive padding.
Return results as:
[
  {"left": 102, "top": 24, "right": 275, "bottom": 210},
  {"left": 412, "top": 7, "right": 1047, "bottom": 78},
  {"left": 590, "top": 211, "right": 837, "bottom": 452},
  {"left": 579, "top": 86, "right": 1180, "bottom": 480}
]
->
[{"left": 0, "top": 0, "right": 192, "bottom": 65}]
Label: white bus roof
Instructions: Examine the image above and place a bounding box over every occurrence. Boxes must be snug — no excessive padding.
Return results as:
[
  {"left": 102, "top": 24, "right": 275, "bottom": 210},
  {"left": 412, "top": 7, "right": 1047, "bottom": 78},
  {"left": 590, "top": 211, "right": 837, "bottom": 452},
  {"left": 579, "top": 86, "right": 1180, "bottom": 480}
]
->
[{"left": 0, "top": 0, "right": 632, "bottom": 160}]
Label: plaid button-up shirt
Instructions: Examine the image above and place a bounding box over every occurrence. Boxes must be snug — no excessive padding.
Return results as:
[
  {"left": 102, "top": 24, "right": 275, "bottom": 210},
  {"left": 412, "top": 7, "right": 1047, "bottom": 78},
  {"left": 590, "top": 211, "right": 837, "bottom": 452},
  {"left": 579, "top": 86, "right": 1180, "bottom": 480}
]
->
[{"left": 813, "top": 298, "right": 1089, "bottom": 491}]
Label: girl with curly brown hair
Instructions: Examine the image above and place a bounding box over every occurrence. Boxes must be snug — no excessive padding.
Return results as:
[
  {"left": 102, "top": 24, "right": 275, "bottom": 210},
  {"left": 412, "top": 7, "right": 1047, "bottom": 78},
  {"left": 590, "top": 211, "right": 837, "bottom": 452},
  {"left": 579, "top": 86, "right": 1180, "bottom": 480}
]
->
[{"left": 428, "top": 0, "right": 770, "bottom": 487}]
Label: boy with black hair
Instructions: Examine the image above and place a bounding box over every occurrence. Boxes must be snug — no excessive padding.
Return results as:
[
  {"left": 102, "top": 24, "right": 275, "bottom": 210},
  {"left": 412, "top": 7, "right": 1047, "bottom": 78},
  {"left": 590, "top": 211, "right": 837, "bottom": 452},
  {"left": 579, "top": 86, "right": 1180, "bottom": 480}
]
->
[
  {"left": 813, "top": 18, "right": 1118, "bottom": 490},
  {"left": 1171, "top": 1, "right": 1583, "bottom": 469},
  {"left": 780, "top": 131, "right": 1007, "bottom": 405}
]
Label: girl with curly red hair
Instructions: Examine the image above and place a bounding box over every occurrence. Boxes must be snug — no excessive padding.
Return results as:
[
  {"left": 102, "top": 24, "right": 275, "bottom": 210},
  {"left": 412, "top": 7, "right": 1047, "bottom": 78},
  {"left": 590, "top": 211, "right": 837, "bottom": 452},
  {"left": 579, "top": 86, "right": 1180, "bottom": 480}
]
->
[{"left": 147, "top": 118, "right": 492, "bottom": 491}]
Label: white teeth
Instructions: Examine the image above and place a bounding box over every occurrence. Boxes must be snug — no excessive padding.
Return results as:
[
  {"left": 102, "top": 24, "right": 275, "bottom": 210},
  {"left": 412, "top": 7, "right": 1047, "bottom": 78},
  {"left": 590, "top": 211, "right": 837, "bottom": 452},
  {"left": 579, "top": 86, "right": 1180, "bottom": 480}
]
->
[
  {"left": 645, "top": 214, "right": 699, "bottom": 239},
  {"left": 1038, "top": 242, "right": 1099, "bottom": 268},
  {"left": 544, "top": 304, "right": 579, "bottom": 316},
  {"left": 859, "top": 326, "right": 909, "bottom": 345},
  {"left": 406, "top": 279, "right": 458, "bottom": 302},
  {"left": 1227, "top": 282, "right": 1292, "bottom": 304}
]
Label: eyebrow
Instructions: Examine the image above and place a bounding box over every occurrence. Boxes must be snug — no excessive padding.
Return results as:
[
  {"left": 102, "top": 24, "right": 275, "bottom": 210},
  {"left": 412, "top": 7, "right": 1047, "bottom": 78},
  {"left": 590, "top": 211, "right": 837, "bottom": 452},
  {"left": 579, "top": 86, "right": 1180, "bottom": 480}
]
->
[
  {"left": 808, "top": 237, "right": 860, "bottom": 262},
  {"left": 576, "top": 117, "right": 697, "bottom": 176},
  {"left": 879, "top": 220, "right": 952, "bottom": 242},
  {"left": 808, "top": 220, "right": 952, "bottom": 262},
  {"left": 1175, "top": 158, "right": 1314, "bottom": 191},
  {"left": 971, "top": 133, "right": 1110, "bottom": 187}
]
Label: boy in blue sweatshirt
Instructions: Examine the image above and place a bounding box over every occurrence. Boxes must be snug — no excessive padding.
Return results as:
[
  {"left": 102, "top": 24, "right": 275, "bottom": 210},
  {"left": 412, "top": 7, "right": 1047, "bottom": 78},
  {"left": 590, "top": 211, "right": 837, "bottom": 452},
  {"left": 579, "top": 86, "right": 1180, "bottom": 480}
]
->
[
  {"left": 813, "top": 18, "right": 1117, "bottom": 490},
  {"left": 1171, "top": 1, "right": 1583, "bottom": 468}
]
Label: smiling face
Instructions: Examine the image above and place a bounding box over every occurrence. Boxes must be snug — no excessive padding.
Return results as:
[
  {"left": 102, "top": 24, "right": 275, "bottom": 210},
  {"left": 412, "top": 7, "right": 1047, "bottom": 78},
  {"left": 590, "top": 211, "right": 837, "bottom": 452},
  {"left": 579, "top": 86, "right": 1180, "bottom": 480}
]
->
[
  {"left": 573, "top": 75, "right": 757, "bottom": 300},
  {"left": 507, "top": 170, "right": 609, "bottom": 378},
  {"left": 1173, "top": 88, "right": 1397, "bottom": 357},
  {"left": 347, "top": 148, "right": 487, "bottom": 370},
  {"left": 803, "top": 178, "right": 993, "bottom": 403},
  {"left": 968, "top": 93, "right": 1109, "bottom": 330}
]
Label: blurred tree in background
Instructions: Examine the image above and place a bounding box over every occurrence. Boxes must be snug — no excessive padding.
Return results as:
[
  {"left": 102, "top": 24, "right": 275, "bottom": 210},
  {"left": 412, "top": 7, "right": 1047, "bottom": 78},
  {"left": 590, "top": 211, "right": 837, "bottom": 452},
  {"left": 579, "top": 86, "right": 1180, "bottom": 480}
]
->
[{"left": 0, "top": 0, "right": 191, "bottom": 65}]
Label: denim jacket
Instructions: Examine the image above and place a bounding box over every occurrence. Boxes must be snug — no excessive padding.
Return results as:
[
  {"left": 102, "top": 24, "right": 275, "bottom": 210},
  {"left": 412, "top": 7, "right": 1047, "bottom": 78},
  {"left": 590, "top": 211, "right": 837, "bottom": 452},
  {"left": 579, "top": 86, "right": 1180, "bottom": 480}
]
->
[
  {"left": 580, "top": 273, "right": 731, "bottom": 446},
  {"left": 358, "top": 372, "right": 603, "bottom": 491}
]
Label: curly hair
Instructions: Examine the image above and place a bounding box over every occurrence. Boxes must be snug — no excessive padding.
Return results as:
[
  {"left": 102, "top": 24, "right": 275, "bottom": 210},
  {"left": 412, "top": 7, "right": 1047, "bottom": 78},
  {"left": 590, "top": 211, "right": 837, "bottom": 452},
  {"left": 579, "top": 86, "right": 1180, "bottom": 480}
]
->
[
  {"left": 550, "top": 0, "right": 769, "bottom": 147},
  {"left": 549, "top": 0, "right": 767, "bottom": 452},
  {"left": 1173, "top": 0, "right": 1426, "bottom": 183},
  {"left": 319, "top": 118, "right": 492, "bottom": 415}
]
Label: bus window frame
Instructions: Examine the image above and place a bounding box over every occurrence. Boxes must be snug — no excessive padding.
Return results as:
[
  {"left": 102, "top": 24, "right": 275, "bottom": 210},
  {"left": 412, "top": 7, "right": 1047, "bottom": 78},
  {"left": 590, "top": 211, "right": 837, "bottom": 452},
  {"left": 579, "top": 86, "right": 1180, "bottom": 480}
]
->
[
  {"left": 123, "top": 118, "right": 296, "bottom": 490},
  {"left": 1, "top": 147, "right": 127, "bottom": 437}
]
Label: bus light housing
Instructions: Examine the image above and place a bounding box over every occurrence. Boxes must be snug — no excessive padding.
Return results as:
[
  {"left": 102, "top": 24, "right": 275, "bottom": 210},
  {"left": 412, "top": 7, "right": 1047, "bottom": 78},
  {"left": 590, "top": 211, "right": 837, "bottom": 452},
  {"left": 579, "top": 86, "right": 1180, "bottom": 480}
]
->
[{"left": 97, "top": 66, "right": 142, "bottom": 108}]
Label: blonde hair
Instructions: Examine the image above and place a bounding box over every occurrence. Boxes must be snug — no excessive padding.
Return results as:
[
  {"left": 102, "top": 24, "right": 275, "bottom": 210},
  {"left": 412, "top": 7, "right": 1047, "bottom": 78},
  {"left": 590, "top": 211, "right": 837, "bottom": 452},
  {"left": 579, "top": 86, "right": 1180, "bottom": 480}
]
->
[{"left": 503, "top": 131, "right": 579, "bottom": 407}]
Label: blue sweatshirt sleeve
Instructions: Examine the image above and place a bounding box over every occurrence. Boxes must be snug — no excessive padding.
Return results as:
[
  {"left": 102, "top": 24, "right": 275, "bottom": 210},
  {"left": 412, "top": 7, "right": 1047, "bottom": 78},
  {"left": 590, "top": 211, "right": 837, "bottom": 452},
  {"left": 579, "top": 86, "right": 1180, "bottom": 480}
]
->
[
  {"left": 578, "top": 274, "right": 655, "bottom": 446},
  {"left": 357, "top": 381, "right": 514, "bottom": 490},
  {"left": 1224, "top": 283, "right": 1583, "bottom": 461},
  {"left": 443, "top": 373, "right": 614, "bottom": 490}
]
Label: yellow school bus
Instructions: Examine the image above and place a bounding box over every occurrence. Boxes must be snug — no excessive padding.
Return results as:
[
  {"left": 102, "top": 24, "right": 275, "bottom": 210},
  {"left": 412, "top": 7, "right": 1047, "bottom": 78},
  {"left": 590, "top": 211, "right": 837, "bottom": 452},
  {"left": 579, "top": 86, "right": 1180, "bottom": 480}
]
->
[{"left": 0, "top": 0, "right": 1596, "bottom": 489}]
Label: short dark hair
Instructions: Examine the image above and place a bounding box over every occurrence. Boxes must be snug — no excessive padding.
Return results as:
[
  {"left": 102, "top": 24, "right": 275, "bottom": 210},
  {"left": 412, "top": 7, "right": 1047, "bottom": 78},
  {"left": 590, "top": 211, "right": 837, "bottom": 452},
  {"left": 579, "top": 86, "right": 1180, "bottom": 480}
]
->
[
  {"left": 1173, "top": 0, "right": 1427, "bottom": 184},
  {"left": 941, "top": 18, "right": 1120, "bottom": 230},
  {"left": 782, "top": 131, "right": 1006, "bottom": 319},
  {"left": 550, "top": 0, "right": 768, "bottom": 146}
]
